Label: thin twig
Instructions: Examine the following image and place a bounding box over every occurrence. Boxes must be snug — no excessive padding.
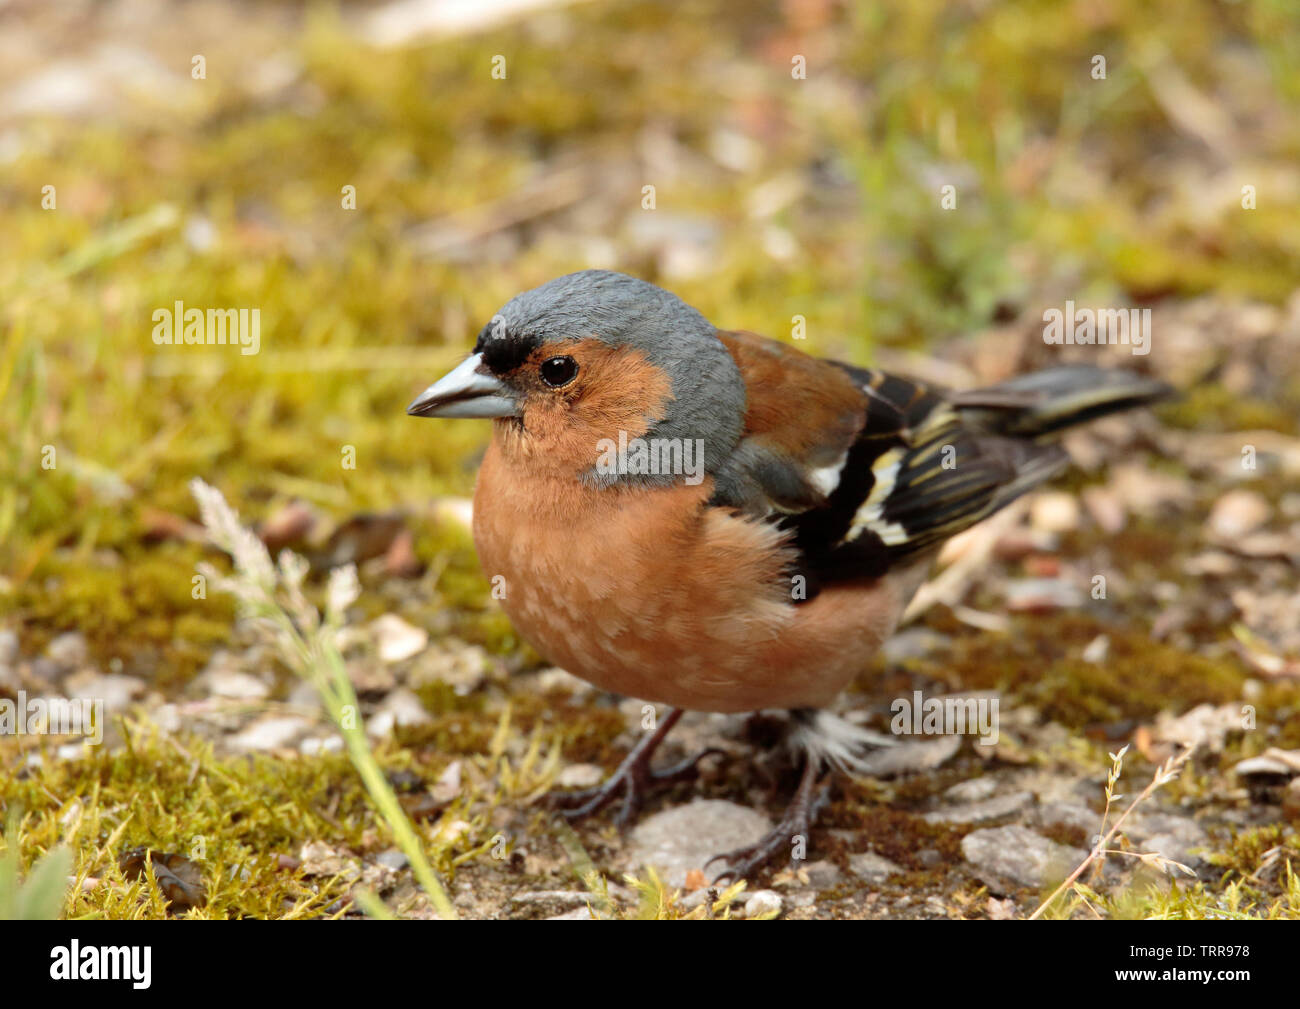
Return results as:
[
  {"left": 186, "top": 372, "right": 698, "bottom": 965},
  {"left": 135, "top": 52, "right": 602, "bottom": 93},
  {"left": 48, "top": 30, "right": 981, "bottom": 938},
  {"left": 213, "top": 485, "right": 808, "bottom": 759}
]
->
[{"left": 1030, "top": 743, "right": 1196, "bottom": 920}]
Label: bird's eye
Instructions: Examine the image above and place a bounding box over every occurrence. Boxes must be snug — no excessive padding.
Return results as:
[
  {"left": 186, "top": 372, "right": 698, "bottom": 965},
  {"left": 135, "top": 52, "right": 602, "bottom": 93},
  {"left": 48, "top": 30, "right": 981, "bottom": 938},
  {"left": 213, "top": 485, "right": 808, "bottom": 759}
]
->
[{"left": 539, "top": 356, "right": 579, "bottom": 388}]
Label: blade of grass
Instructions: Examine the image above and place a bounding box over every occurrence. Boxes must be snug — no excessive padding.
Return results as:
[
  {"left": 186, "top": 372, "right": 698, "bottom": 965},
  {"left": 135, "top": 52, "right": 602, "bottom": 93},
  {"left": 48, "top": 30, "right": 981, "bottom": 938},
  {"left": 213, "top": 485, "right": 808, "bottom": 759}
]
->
[{"left": 189, "top": 478, "right": 458, "bottom": 920}]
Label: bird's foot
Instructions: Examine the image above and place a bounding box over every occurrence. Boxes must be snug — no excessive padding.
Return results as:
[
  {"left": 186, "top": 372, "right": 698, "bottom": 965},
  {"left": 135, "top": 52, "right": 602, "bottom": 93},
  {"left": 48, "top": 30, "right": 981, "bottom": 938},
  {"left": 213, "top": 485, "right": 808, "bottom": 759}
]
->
[
  {"left": 549, "top": 748, "right": 722, "bottom": 829},
  {"left": 547, "top": 709, "right": 721, "bottom": 829},
  {"left": 706, "top": 759, "right": 830, "bottom": 884}
]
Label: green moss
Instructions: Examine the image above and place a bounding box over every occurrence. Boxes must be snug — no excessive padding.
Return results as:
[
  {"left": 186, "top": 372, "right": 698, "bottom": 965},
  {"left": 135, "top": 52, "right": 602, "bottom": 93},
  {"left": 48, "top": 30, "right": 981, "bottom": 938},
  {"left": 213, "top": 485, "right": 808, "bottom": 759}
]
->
[
  {"left": 1205, "top": 824, "right": 1299, "bottom": 879},
  {"left": 933, "top": 616, "right": 1247, "bottom": 729},
  {"left": 12, "top": 546, "right": 235, "bottom": 688},
  {"left": 828, "top": 783, "right": 971, "bottom": 873},
  {"left": 1043, "top": 823, "right": 1093, "bottom": 854},
  {"left": 1121, "top": 827, "right": 1300, "bottom": 920},
  {"left": 1161, "top": 384, "right": 1300, "bottom": 435},
  {"left": 3, "top": 729, "right": 371, "bottom": 918}
]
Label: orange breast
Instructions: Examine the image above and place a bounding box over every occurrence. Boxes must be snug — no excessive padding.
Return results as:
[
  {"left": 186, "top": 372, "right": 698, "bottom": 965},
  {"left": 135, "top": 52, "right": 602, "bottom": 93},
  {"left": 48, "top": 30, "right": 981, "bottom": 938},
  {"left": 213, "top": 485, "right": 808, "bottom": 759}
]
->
[{"left": 472, "top": 435, "right": 917, "bottom": 712}]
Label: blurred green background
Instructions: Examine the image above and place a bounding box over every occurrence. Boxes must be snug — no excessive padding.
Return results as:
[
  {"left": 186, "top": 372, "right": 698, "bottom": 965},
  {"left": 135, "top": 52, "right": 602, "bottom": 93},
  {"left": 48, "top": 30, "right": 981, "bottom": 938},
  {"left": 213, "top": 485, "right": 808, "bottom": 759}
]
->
[{"left": 2, "top": 0, "right": 1298, "bottom": 674}]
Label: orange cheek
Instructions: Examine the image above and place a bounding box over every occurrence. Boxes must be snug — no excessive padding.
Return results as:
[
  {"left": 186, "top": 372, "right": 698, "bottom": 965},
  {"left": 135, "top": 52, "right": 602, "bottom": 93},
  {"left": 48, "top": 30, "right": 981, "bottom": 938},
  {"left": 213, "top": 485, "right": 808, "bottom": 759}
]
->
[{"left": 510, "top": 340, "right": 675, "bottom": 476}]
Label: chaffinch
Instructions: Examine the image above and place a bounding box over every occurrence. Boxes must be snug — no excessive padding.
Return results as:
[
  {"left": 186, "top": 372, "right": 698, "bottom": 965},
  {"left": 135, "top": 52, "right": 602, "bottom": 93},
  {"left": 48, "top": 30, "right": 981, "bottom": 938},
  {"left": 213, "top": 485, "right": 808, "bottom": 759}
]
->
[{"left": 407, "top": 269, "right": 1170, "bottom": 880}]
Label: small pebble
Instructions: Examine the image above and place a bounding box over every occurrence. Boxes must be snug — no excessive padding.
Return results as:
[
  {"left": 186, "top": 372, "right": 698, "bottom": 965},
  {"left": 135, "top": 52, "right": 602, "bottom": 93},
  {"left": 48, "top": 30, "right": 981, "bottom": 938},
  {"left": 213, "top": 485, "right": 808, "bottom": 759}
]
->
[
  {"left": 923, "top": 790, "right": 1034, "bottom": 825},
  {"left": 943, "top": 777, "right": 998, "bottom": 803},
  {"left": 1081, "top": 634, "right": 1110, "bottom": 664},
  {"left": 1030, "top": 492, "right": 1080, "bottom": 533},
  {"left": 0, "top": 629, "right": 19, "bottom": 664},
  {"left": 743, "top": 889, "right": 782, "bottom": 919},
  {"left": 961, "top": 825, "right": 1086, "bottom": 891},
  {"left": 547, "top": 906, "right": 594, "bottom": 920},
  {"left": 62, "top": 671, "right": 145, "bottom": 714},
  {"left": 1207, "top": 489, "right": 1271, "bottom": 540},
  {"left": 800, "top": 859, "right": 841, "bottom": 888},
  {"left": 627, "top": 800, "right": 772, "bottom": 889},
  {"left": 854, "top": 735, "right": 962, "bottom": 777},
  {"left": 200, "top": 669, "right": 270, "bottom": 700},
  {"left": 848, "top": 851, "right": 903, "bottom": 882},
  {"left": 366, "top": 688, "right": 432, "bottom": 738},
  {"left": 1003, "top": 577, "right": 1083, "bottom": 612},
  {"left": 371, "top": 614, "right": 429, "bottom": 664},
  {"left": 45, "top": 631, "right": 88, "bottom": 669},
  {"left": 230, "top": 716, "right": 313, "bottom": 752},
  {"left": 556, "top": 763, "right": 605, "bottom": 789}
]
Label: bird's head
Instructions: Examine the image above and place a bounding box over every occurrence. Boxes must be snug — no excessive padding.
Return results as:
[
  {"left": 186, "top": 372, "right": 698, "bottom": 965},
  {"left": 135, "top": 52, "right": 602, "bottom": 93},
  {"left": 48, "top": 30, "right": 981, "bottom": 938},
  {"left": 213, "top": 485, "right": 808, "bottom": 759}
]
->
[{"left": 407, "top": 270, "right": 747, "bottom": 485}]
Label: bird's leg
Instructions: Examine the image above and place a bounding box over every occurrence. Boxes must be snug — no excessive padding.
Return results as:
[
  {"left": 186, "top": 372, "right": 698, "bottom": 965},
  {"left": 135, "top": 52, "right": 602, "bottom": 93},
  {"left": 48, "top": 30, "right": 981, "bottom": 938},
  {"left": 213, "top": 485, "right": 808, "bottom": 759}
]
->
[
  {"left": 706, "top": 756, "right": 830, "bottom": 884},
  {"left": 549, "top": 708, "right": 721, "bottom": 830}
]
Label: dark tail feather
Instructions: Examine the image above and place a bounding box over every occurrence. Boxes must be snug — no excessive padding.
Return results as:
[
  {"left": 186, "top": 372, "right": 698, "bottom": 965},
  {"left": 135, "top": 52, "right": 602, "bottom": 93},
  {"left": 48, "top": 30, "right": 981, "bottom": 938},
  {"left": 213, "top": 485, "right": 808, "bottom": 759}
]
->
[{"left": 952, "top": 365, "right": 1174, "bottom": 439}]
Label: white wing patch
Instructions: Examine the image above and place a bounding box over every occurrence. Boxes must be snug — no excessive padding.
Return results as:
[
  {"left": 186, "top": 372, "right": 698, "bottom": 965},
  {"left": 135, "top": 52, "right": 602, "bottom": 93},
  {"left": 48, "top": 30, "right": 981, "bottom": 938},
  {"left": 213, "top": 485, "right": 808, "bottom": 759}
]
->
[
  {"left": 846, "top": 403, "right": 961, "bottom": 547},
  {"left": 806, "top": 451, "right": 848, "bottom": 499},
  {"left": 847, "top": 447, "right": 909, "bottom": 545}
]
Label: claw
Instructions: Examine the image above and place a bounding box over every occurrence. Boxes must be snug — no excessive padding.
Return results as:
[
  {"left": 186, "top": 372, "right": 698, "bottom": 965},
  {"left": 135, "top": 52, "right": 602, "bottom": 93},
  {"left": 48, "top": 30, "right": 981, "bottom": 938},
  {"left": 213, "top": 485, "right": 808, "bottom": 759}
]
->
[
  {"left": 650, "top": 746, "right": 726, "bottom": 783},
  {"left": 547, "top": 710, "right": 720, "bottom": 829},
  {"left": 707, "top": 759, "right": 830, "bottom": 884}
]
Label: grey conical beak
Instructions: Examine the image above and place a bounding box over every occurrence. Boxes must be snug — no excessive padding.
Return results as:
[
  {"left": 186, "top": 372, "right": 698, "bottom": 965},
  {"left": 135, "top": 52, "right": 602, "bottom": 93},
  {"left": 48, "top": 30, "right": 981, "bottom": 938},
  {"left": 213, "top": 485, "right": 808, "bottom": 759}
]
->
[{"left": 406, "top": 353, "right": 520, "bottom": 419}]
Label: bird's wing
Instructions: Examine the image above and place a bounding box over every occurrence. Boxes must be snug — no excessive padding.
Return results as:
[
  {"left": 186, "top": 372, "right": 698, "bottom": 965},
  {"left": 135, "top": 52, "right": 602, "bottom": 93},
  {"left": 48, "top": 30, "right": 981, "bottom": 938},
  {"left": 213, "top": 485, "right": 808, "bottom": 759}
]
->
[{"left": 710, "top": 331, "right": 1065, "bottom": 594}]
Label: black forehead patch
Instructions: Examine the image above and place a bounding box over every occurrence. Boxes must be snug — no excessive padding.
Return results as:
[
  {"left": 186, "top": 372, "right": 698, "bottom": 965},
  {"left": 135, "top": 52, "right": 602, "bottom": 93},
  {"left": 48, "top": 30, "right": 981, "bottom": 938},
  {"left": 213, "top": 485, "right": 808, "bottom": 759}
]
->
[{"left": 473, "top": 323, "right": 542, "bottom": 376}]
